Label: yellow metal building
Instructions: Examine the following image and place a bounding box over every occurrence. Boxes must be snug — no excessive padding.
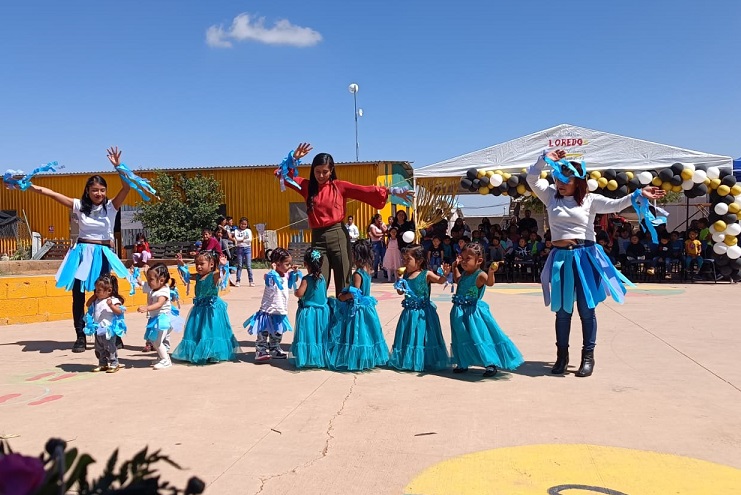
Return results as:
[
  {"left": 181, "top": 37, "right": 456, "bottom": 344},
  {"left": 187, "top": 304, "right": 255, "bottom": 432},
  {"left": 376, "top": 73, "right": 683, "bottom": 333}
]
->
[{"left": 0, "top": 161, "right": 413, "bottom": 257}]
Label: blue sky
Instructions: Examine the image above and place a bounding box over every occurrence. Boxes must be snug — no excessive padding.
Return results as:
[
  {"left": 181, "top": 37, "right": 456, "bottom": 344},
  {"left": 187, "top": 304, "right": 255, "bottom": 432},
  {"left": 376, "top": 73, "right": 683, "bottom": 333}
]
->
[{"left": 1, "top": 0, "right": 739, "bottom": 193}]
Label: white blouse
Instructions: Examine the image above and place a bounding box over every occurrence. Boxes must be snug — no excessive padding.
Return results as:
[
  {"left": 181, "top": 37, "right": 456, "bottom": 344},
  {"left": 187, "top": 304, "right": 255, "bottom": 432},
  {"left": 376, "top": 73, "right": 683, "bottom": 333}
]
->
[{"left": 72, "top": 199, "right": 118, "bottom": 241}]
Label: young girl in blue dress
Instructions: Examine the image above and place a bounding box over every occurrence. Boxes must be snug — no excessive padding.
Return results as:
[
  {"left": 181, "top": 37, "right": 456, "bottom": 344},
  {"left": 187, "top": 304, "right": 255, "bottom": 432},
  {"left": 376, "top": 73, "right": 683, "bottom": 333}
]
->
[
  {"left": 137, "top": 264, "right": 184, "bottom": 370},
  {"left": 388, "top": 244, "right": 450, "bottom": 372},
  {"left": 172, "top": 251, "right": 240, "bottom": 365},
  {"left": 450, "top": 243, "right": 524, "bottom": 377},
  {"left": 291, "top": 248, "right": 330, "bottom": 368},
  {"left": 244, "top": 248, "right": 297, "bottom": 363},
  {"left": 328, "top": 240, "right": 389, "bottom": 371},
  {"left": 83, "top": 275, "right": 127, "bottom": 373}
]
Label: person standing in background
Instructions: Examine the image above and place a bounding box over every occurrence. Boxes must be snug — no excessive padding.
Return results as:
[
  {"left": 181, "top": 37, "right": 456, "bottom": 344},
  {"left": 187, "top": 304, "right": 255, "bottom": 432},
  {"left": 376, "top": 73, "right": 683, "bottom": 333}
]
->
[{"left": 346, "top": 216, "right": 360, "bottom": 245}]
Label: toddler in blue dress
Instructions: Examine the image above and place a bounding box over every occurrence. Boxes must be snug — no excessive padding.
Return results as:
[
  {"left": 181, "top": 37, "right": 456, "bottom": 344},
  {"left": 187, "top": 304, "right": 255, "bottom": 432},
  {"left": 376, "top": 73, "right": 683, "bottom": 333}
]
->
[{"left": 291, "top": 248, "right": 330, "bottom": 368}]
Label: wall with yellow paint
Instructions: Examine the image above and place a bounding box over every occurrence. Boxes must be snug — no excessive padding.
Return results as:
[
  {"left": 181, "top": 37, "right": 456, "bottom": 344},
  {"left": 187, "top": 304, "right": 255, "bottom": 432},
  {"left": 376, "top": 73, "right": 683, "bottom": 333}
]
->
[
  {"left": 0, "top": 161, "right": 412, "bottom": 256},
  {"left": 0, "top": 266, "right": 208, "bottom": 325}
]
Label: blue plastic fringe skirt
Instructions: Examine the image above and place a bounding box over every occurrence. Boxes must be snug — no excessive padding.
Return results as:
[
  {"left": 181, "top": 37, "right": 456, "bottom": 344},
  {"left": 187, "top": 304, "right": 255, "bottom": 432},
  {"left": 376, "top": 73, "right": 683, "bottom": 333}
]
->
[
  {"left": 291, "top": 303, "right": 330, "bottom": 368},
  {"left": 243, "top": 311, "right": 293, "bottom": 336},
  {"left": 388, "top": 299, "right": 449, "bottom": 372},
  {"left": 540, "top": 243, "right": 635, "bottom": 314},
  {"left": 144, "top": 313, "right": 185, "bottom": 342},
  {"left": 55, "top": 243, "right": 129, "bottom": 292},
  {"left": 172, "top": 296, "right": 241, "bottom": 365},
  {"left": 450, "top": 298, "right": 524, "bottom": 370},
  {"left": 327, "top": 297, "right": 389, "bottom": 371}
]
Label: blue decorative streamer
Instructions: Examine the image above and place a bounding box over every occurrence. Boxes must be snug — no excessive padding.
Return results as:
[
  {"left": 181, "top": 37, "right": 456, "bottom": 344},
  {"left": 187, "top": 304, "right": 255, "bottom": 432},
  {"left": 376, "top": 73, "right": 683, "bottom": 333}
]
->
[
  {"left": 277, "top": 151, "right": 301, "bottom": 192},
  {"left": 630, "top": 189, "right": 666, "bottom": 244},
  {"left": 394, "top": 278, "right": 411, "bottom": 294},
  {"left": 288, "top": 270, "right": 303, "bottom": 289},
  {"left": 265, "top": 270, "right": 284, "bottom": 290},
  {"left": 127, "top": 267, "right": 140, "bottom": 296},
  {"left": 115, "top": 163, "right": 157, "bottom": 201},
  {"left": 3, "top": 162, "right": 59, "bottom": 191},
  {"left": 544, "top": 156, "right": 586, "bottom": 183}
]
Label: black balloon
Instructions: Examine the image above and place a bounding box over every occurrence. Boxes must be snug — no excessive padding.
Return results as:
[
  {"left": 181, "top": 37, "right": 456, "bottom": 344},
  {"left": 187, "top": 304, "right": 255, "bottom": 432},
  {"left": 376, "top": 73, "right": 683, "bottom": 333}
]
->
[
  {"left": 722, "top": 175, "right": 737, "bottom": 187},
  {"left": 720, "top": 265, "right": 733, "bottom": 277},
  {"left": 460, "top": 178, "right": 473, "bottom": 189},
  {"left": 719, "top": 168, "right": 732, "bottom": 179},
  {"left": 721, "top": 194, "right": 735, "bottom": 205},
  {"left": 694, "top": 183, "right": 708, "bottom": 196},
  {"left": 604, "top": 169, "right": 617, "bottom": 181},
  {"left": 716, "top": 255, "right": 730, "bottom": 267},
  {"left": 468, "top": 185, "right": 477, "bottom": 193},
  {"left": 490, "top": 187, "right": 502, "bottom": 196},
  {"left": 695, "top": 164, "right": 708, "bottom": 172},
  {"left": 669, "top": 175, "right": 683, "bottom": 186},
  {"left": 659, "top": 169, "right": 674, "bottom": 181},
  {"left": 507, "top": 176, "right": 519, "bottom": 187},
  {"left": 546, "top": 175, "right": 555, "bottom": 184},
  {"left": 616, "top": 172, "right": 628, "bottom": 186},
  {"left": 498, "top": 183, "right": 509, "bottom": 193},
  {"left": 479, "top": 176, "right": 490, "bottom": 186},
  {"left": 467, "top": 168, "right": 479, "bottom": 180},
  {"left": 617, "top": 185, "right": 629, "bottom": 197},
  {"left": 730, "top": 258, "right": 741, "bottom": 270},
  {"left": 472, "top": 179, "right": 481, "bottom": 190},
  {"left": 670, "top": 163, "right": 684, "bottom": 175},
  {"left": 628, "top": 178, "right": 641, "bottom": 190},
  {"left": 507, "top": 186, "right": 519, "bottom": 197},
  {"left": 684, "top": 188, "right": 697, "bottom": 199},
  {"left": 723, "top": 214, "right": 737, "bottom": 225}
]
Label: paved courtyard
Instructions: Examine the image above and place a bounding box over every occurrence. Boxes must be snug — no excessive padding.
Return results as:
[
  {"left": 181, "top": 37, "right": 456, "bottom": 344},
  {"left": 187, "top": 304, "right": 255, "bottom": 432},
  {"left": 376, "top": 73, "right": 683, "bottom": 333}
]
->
[{"left": 1, "top": 272, "right": 740, "bottom": 494}]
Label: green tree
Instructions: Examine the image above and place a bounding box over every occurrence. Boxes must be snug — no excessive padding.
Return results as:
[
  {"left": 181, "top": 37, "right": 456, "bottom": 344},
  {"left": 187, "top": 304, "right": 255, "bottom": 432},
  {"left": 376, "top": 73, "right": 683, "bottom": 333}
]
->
[{"left": 134, "top": 172, "right": 224, "bottom": 243}]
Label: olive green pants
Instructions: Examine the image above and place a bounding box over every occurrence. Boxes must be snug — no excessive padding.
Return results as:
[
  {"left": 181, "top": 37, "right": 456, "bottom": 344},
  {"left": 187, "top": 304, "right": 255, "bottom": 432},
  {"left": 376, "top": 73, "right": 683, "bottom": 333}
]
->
[{"left": 312, "top": 223, "right": 352, "bottom": 296}]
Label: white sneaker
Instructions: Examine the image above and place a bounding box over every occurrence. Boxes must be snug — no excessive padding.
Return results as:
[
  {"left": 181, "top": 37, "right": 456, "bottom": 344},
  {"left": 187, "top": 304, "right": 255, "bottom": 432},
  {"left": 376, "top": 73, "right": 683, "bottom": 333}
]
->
[
  {"left": 235, "top": 282, "right": 241, "bottom": 287},
  {"left": 249, "top": 282, "right": 255, "bottom": 287},
  {"left": 153, "top": 360, "right": 172, "bottom": 370}
]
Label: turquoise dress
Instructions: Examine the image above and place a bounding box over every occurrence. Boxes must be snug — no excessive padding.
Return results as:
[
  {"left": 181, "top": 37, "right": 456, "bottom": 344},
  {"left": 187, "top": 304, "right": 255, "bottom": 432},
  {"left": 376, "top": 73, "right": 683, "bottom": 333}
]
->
[
  {"left": 291, "top": 275, "right": 330, "bottom": 368},
  {"left": 172, "top": 272, "right": 240, "bottom": 365},
  {"left": 450, "top": 270, "right": 524, "bottom": 370},
  {"left": 388, "top": 270, "right": 449, "bottom": 372},
  {"left": 328, "top": 269, "right": 389, "bottom": 371}
]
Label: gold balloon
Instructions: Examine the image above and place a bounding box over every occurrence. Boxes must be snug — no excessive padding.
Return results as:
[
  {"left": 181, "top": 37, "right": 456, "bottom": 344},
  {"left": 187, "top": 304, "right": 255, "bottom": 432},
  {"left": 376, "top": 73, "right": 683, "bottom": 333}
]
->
[
  {"left": 540, "top": 171, "right": 548, "bottom": 179},
  {"left": 598, "top": 177, "right": 608, "bottom": 188},
  {"left": 479, "top": 186, "right": 489, "bottom": 195},
  {"left": 590, "top": 171, "right": 602, "bottom": 180},
  {"left": 397, "top": 267, "right": 406, "bottom": 277},
  {"left": 731, "top": 185, "right": 741, "bottom": 196},
  {"left": 729, "top": 203, "right": 740, "bottom": 214},
  {"left": 494, "top": 170, "right": 503, "bottom": 176},
  {"left": 489, "top": 261, "right": 502, "bottom": 273},
  {"left": 714, "top": 220, "right": 727, "bottom": 232},
  {"left": 710, "top": 178, "right": 721, "bottom": 190},
  {"left": 485, "top": 170, "right": 495, "bottom": 178},
  {"left": 503, "top": 172, "right": 511, "bottom": 180},
  {"left": 626, "top": 171, "right": 634, "bottom": 180},
  {"left": 661, "top": 182, "right": 672, "bottom": 191},
  {"left": 680, "top": 169, "right": 694, "bottom": 181},
  {"left": 717, "top": 184, "right": 731, "bottom": 196},
  {"left": 672, "top": 185, "right": 683, "bottom": 193},
  {"left": 477, "top": 169, "right": 486, "bottom": 178},
  {"left": 652, "top": 177, "right": 663, "bottom": 187},
  {"left": 704, "top": 178, "right": 711, "bottom": 186},
  {"left": 521, "top": 168, "right": 527, "bottom": 173},
  {"left": 607, "top": 179, "right": 618, "bottom": 191},
  {"left": 724, "top": 236, "right": 738, "bottom": 246},
  {"left": 516, "top": 184, "right": 527, "bottom": 194},
  {"left": 502, "top": 190, "right": 509, "bottom": 196}
]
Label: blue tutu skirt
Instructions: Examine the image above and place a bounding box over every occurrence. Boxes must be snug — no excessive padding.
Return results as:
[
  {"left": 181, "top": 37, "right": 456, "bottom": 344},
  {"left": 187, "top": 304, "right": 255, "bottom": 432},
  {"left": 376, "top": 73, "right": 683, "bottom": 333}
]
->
[
  {"left": 83, "top": 309, "right": 127, "bottom": 340},
  {"left": 243, "top": 311, "right": 293, "bottom": 336},
  {"left": 144, "top": 313, "right": 185, "bottom": 342},
  {"left": 388, "top": 300, "right": 449, "bottom": 372},
  {"left": 172, "top": 296, "right": 240, "bottom": 365},
  {"left": 55, "top": 243, "right": 129, "bottom": 292},
  {"left": 450, "top": 299, "right": 524, "bottom": 370},
  {"left": 327, "top": 297, "right": 389, "bottom": 371},
  {"left": 540, "top": 243, "right": 635, "bottom": 313},
  {"left": 291, "top": 303, "right": 330, "bottom": 368}
]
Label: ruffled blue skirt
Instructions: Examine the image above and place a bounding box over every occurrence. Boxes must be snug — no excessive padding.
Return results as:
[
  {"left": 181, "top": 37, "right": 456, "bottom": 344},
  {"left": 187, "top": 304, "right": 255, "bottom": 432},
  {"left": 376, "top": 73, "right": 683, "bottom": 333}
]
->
[
  {"left": 388, "top": 300, "right": 449, "bottom": 372},
  {"left": 291, "top": 303, "right": 330, "bottom": 368},
  {"left": 450, "top": 299, "right": 523, "bottom": 370},
  {"left": 327, "top": 297, "right": 389, "bottom": 371},
  {"left": 55, "top": 243, "right": 129, "bottom": 292},
  {"left": 540, "top": 243, "right": 635, "bottom": 313},
  {"left": 144, "top": 313, "right": 185, "bottom": 342},
  {"left": 243, "top": 311, "right": 293, "bottom": 336},
  {"left": 172, "top": 296, "right": 240, "bottom": 365}
]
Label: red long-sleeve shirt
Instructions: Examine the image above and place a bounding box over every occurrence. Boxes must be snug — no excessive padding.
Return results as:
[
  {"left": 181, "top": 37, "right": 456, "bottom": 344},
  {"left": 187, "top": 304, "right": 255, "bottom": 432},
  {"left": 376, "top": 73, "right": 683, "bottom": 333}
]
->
[{"left": 287, "top": 176, "right": 389, "bottom": 229}]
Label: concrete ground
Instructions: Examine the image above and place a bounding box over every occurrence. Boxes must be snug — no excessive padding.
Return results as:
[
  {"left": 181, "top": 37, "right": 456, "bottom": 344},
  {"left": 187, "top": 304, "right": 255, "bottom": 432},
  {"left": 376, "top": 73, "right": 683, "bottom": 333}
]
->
[{"left": 1, "top": 271, "right": 740, "bottom": 494}]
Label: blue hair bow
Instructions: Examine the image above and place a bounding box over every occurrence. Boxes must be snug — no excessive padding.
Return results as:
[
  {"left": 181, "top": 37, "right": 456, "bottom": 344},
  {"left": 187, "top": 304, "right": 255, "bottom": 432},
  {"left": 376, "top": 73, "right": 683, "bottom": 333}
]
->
[
  {"left": 3, "top": 162, "right": 59, "bottom": 191},
  {"left": 310, "top": 249, "right": 321, "bottom": 262},
  {"left": 116, "top": 163, "right": 157, "bottom": 201},
  {"left": 544, "top": 156, "right": 586, "bottom": 183},
  {"left": 277, "top": 151, "right": 301, "bottom": 192},
  {"left": 288, "top": 270, "right": 303, "bottom": 289}
]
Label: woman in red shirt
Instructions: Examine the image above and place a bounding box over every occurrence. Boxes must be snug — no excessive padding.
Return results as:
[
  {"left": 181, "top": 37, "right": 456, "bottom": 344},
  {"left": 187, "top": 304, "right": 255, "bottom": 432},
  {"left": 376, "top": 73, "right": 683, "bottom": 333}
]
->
[{"left": 281, "top": 143, "right": 412, "bottom": 295}]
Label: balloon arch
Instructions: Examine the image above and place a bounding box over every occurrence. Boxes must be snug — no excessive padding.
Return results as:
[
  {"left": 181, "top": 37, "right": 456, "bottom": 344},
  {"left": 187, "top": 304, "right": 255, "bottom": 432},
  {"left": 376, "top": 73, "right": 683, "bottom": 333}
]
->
[{"left": 459, "top": 162, "right": 741, "bottom": 277}]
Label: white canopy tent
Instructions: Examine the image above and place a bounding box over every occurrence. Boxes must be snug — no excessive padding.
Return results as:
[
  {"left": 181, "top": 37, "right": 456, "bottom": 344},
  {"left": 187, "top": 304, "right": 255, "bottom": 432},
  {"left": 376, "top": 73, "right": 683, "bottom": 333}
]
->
[{"left": 414, "top": 124, "right": 732, "bottom": 177}]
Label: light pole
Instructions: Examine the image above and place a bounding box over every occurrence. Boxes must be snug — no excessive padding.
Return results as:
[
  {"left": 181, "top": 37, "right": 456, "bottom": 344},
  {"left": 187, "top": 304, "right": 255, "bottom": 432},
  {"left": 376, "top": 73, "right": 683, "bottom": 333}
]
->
[{"left": 348, "top": 83, "right": 361, "bottom": 161}]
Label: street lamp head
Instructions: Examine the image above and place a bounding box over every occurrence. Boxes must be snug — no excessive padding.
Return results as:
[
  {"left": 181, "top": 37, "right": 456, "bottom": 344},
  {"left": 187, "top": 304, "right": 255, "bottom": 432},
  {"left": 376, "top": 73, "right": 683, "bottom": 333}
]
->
[
  {"left": 348, "top": 83, "right": 359, "bottom": 94},
  {"left": 357, "top": 108, "right": 363, "bottom": 117}
]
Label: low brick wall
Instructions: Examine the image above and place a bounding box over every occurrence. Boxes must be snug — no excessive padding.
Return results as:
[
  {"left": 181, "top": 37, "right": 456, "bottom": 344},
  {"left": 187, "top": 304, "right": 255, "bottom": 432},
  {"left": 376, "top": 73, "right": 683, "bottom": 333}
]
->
[{"left": 0, "top": 266, "right": 225, "bottom": 325}]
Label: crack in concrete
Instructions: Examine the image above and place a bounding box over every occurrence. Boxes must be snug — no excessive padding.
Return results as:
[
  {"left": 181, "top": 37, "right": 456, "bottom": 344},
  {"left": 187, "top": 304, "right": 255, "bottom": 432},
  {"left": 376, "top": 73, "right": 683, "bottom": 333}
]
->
[{"left": 252, "top": 375, "right": 358, "bottom": 495}]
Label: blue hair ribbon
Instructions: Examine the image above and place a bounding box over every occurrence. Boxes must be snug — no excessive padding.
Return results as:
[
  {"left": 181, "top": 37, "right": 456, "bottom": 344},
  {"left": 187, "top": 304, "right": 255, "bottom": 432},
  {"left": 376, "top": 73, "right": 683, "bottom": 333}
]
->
[
  {"left": 277, "top": 151, "right": 301, "bottom": 192},
  {"left": 115, "top": 163, "right": 157, "bottom": 201},
  {"left": 630, "top": 189, "right": 667, "bottom": 244},
  {"left": 177, "top": 265, "right": 191, "bottom": 285},
  {"left": 310, "top": 249, "right": 321, "bottom": 262},
  {"left": 3, "top": 161, "right": 59, "bottom": 191},
  {"left": 544, "top": 156, "right": 586, "bottom": 183},
  {"left": 288, "top": 270, "right": 303, "bottom": 290}
]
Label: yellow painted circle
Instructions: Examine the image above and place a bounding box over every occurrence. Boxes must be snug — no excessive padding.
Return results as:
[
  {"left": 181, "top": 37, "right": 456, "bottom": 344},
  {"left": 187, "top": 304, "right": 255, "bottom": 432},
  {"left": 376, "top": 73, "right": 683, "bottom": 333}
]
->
[{"left": 404, "top": 444, "right": 741, "bottom": 495}]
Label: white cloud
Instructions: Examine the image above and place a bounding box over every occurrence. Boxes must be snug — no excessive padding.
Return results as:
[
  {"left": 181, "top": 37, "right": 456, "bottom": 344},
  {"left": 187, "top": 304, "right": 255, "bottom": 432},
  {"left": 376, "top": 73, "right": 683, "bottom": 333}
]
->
[{"left": 206, "top": 13, "right": 322, "bottom": 48}]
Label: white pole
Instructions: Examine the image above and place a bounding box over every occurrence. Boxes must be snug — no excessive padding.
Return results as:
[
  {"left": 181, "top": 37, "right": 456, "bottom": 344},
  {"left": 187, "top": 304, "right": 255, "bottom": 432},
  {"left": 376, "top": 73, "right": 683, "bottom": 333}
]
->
[{"left": 412, "top": 176, "right": 418, "bottom": 242}]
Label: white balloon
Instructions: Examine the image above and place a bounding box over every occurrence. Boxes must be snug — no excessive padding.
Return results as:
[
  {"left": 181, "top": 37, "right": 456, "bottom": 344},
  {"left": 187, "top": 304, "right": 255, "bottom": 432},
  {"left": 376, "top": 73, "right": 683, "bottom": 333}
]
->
[
  {"left": 638, "top": 171, "right": 653, "bottom": 185},
  {"left": 683, "top": 163, "right": 695, "bottom": 173},
  {"left": 726, "top": 223, "right": 741, "bottom": 236},
  {"left": 713, "top": 242, "right": 728, "bottom": 255},
  {"left": 707, "top": 166, "right": 720, "bottom": 180},
  {"left": 523, "top": 190, "right": 532, "bottom": 197},
  {"left": 587, "top": 178, "right": 598, "bottom": 191},
  {"left": 709, "top": 224, "right": 720, "bottom": 235},
  {"left": 727, "top": 244, "right": 741, "bottom": 260},
  {"left": 401, "top": 231, "right": 415, "bottom": 244},
  {"left": 715, "top": 203, "right": 729, "bottom": 215},
  {"left": 692, "top": 170, "right": 707, "bottom": 183},
  {"left": 712, "top": 232, "right": 726, "bottom": 244},
  {"left": 734, "top": 195, "right": 741, "bottom": 206},
  {"left": 490, "top": 174, "right": 503, "bottom": 187},
  {"left": 536, "top": 178, "right": 549, "bottom": 190},
  {"left": 682, "top": 179, "right": 695, "bottom": 190}
]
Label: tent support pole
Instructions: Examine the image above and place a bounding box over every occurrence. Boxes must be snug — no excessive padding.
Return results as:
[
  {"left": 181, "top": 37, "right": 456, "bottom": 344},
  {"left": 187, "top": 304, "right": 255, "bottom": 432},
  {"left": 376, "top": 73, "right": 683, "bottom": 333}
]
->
[
  {"left": 412, "top": 176, "right": 418, "bottom": 241},
  {"left": 684, "top": 195, "right": 690, "bottom": 232}
]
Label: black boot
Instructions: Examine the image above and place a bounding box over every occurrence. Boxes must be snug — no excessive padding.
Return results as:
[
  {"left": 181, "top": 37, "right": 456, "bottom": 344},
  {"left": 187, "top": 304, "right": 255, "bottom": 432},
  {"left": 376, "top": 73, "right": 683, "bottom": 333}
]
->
[
  {"left": 575, "top": 349, "right": 594, "bottom": 377},
  {"left": 72, "top": 334, "right": 86, "bottom": 353},
  {"left": 551, "top": 347, "right": 569, "bottom": 374}
]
